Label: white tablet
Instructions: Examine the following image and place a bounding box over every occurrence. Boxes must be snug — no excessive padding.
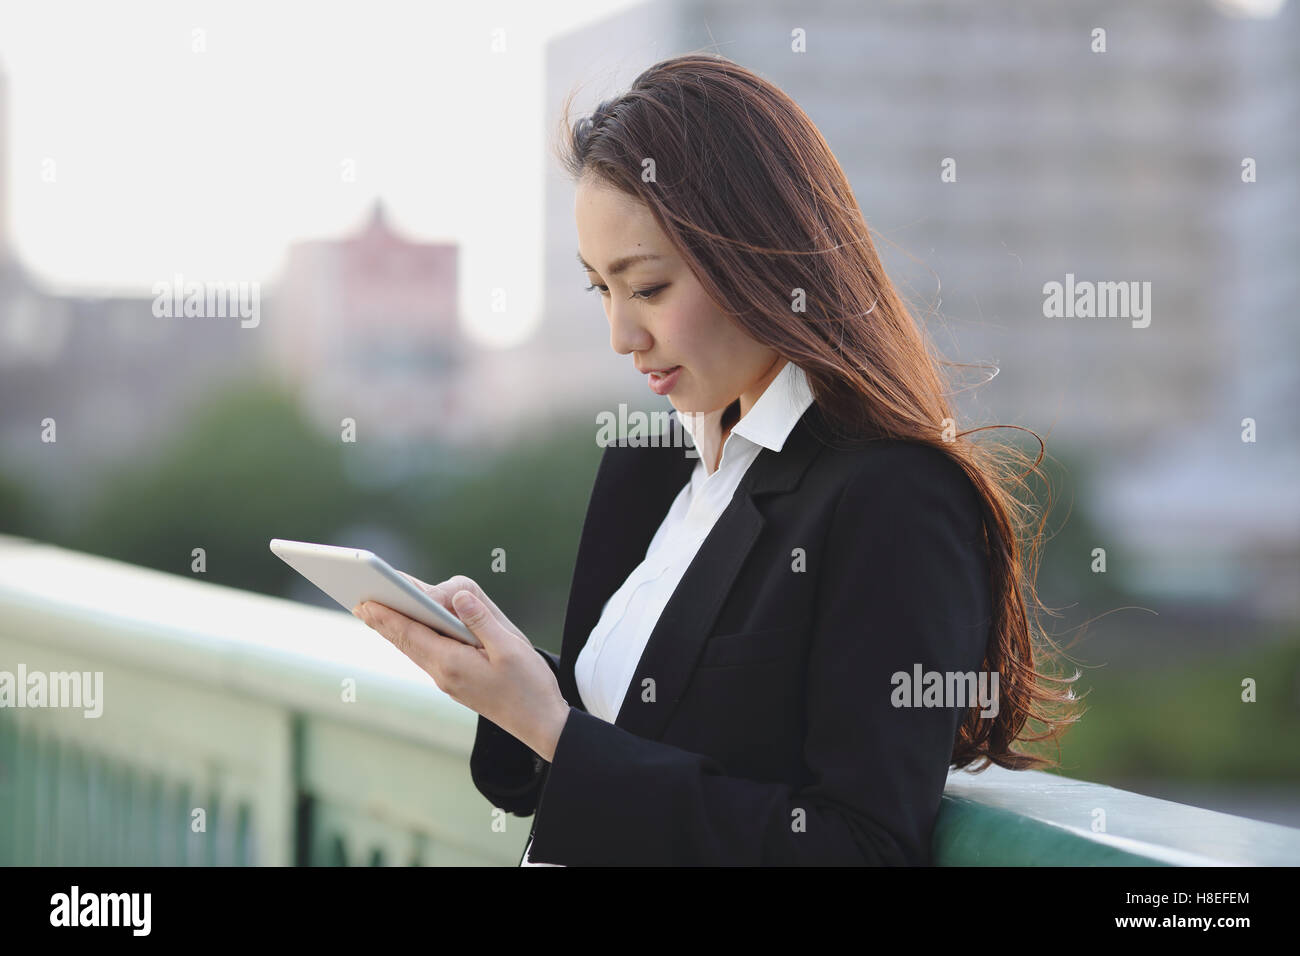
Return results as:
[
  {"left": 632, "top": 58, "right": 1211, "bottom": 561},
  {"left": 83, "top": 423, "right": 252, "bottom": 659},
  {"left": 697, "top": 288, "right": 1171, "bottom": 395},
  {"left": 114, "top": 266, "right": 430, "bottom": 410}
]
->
[{"left": 269, "top": 538, "right": 481, "bottom": 648}]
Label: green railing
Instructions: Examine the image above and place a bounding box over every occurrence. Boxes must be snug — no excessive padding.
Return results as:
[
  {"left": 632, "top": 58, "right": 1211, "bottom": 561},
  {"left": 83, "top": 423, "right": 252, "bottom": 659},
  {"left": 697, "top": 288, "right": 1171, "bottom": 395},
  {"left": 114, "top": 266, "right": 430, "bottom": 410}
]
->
[
  {"left": 938, "top": 764, "right": 1299, "bottom": 865},
  {"left": 0, "top": 535, "right": 518, "bottom": 866},
  {"left": 2, "top": 534, "right": 1297, "bottom": 866}
]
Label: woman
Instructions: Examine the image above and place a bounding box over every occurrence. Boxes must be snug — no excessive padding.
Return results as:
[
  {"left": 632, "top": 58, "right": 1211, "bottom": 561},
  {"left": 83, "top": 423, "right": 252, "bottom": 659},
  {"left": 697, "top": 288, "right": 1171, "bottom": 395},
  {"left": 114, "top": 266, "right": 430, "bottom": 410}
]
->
[{"left": 353, "top": 53, "right": 1078, "bottom": 866}]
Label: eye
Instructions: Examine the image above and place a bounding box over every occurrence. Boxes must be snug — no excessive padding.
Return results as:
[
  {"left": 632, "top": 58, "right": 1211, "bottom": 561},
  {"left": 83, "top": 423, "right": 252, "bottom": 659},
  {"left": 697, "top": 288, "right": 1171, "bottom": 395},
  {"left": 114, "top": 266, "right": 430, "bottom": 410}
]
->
[{"left": 584, "top": 283, "right": 667, "bottom": 301}]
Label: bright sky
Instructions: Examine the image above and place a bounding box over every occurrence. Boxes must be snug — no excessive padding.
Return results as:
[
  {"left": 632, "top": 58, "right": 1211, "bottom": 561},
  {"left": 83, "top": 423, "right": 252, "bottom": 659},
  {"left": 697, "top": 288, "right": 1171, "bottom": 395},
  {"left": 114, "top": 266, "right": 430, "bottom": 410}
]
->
[{"left": 0, "top": 0, "right": 642, "bottom": 347}]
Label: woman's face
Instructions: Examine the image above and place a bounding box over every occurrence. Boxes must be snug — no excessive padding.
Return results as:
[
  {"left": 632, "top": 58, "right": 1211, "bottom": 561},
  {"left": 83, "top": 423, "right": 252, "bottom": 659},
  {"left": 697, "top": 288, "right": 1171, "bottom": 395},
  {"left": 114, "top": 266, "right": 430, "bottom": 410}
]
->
[{"left": 574, "top": 174, "right": 784, "bottom": 417}]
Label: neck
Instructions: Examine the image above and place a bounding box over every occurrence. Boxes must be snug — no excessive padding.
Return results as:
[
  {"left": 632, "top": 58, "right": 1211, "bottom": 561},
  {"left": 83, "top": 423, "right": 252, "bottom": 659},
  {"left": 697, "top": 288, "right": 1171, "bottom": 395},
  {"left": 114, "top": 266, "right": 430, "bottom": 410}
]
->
[{"left": 713, "top": 399, "right": 741, "bottom": 471}]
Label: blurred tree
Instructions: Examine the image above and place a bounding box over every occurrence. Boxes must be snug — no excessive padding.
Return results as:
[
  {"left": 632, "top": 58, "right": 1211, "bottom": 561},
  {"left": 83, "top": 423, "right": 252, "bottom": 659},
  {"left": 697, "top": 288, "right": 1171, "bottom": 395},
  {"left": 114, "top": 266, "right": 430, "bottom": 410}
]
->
[
  {"left": 60, "top": 376, "right": 605, "bottom": 655},
  {"left": 404, "top": 420, "right": 603, "bottom": 653},
  {"left": 72, "top": 376, "right": 366, "bottom": 594},
  {"left": 0, "top": 468, "right": 37, "bottom": 538},
  {"left": 1001, "top": 437, "right": 1141, "bottom": 637}
]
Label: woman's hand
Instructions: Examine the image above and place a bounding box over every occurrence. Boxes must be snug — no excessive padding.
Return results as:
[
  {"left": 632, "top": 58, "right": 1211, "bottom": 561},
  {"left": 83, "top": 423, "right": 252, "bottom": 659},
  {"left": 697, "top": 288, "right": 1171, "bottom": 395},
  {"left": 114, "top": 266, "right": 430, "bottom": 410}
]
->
[
  {"left": 351, "top": 573, "right": 571, "bottom": 762},
  {"left": 399, "top": 571, "right": 529, "bottom": 641}
]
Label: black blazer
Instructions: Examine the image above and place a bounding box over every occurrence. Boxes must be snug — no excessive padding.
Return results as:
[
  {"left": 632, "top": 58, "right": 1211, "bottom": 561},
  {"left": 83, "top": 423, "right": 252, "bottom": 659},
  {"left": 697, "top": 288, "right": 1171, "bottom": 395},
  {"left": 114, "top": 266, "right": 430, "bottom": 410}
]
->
[{"left": 469, "top": 401, "right": 991, "bottom": 865}]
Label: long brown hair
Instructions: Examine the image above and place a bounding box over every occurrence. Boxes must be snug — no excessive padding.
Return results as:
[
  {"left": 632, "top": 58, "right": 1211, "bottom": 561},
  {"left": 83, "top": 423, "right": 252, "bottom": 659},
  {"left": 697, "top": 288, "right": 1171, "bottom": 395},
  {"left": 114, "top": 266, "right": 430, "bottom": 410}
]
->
[{"left": 555, "top": 53, "right": 1081, "bottom": 771}]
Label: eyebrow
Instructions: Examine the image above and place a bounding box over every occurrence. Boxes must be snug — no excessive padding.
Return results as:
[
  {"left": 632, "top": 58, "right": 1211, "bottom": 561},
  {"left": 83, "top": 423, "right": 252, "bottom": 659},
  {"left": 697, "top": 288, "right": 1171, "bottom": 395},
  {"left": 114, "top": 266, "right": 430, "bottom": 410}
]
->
[{"left": 576, "top": 250, "right": 664, "bottom": 277}]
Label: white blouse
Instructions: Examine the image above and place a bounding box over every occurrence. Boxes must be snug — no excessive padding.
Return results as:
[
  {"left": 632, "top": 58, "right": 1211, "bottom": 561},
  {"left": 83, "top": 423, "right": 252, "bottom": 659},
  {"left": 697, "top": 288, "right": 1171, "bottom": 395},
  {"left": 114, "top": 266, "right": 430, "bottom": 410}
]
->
[{"left": 521, "top": 360, "right": 816, "bottom": 866}]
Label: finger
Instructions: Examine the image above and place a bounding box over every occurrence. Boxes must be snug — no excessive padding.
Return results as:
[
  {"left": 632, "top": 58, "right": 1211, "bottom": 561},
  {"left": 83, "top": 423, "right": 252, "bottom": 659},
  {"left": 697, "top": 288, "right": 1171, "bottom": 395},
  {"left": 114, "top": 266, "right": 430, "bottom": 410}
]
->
[
  {"left": 401, "top": 572, "right": 522, "bottom": 644},
  {"left": 359, "top": 601, "right": 478, "bottom": 683},
  {"left": 439, "top": 575, "right": 522, "bottom": 637},
  {"left": 400, "top": 573, "right": 517, "bottom": 640},
  {"left": 450, "top": 590, "right": 513, "bottom": 656},
  {"left": 400, "top": 571, "right": 455, "bottom": 611}
]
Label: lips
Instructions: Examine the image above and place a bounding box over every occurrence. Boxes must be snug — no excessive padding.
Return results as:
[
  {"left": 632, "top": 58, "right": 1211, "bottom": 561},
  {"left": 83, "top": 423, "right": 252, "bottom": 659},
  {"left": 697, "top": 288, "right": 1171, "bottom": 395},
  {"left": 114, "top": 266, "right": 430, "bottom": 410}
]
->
[{"left": 644, "top": 365, "right": 682, "bottom": 395}]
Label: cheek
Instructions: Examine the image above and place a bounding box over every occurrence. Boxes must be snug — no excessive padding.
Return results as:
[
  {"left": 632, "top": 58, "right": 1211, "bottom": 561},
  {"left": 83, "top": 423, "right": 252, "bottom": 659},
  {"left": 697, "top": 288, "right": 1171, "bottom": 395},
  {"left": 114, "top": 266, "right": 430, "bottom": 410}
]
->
[
  {"left": 663, "top": 292, "right": 730, "bottom": 360},
  {"left": 654, "top": 304, "right": 696, "bottom": 353},
  {"left": 686, "top": 316, "right": 760, "bottom": 384}
]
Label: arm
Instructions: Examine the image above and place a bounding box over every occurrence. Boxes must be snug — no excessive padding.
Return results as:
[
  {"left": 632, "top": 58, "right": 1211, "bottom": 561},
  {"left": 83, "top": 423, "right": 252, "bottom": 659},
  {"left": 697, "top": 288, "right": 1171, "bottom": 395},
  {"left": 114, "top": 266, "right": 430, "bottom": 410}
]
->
[
  {"left": 526, "top": 447, "right": 991, "bottom": 865},
  {"left": 468, "top": 645, "right": 573, "bottom": 815}
]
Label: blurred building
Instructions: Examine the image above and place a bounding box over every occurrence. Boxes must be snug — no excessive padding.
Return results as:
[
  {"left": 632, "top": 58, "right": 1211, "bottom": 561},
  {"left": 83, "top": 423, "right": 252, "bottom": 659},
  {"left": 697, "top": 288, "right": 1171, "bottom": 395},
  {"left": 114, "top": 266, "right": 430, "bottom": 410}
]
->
[
  {"left": 0, "top": 36, "right": 507, "bottom": 506},
  {"left": 0, "top": 53, "right": 260, "bottom": 509},
  {"left": 0, "top": 52, "right": 7, "bottom": 273},
  {"left": 265, "top": 200, "right": 477, "bottom": 444}
]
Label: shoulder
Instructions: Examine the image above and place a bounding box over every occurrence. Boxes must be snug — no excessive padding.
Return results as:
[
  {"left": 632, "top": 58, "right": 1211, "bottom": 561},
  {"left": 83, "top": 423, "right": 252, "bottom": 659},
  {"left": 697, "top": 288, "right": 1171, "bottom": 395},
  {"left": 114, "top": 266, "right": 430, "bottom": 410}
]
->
[
  {"left": 590, "top": 407, "right": 696, "bottom": 485},
  {"left": 814, "top": 438, "right": 985, "bottom": 539}
]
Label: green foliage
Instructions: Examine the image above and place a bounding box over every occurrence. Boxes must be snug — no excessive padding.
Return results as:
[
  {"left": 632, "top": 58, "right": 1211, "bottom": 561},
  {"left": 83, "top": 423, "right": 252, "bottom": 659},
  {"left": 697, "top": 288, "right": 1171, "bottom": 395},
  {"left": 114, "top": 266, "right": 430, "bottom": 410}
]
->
[
  {"left": 69, "top": 378, "right": 363, "bottom": 594},
  {"left": 1004, "top": 436, "right": 1137, "bottom": 612},
  {"left": 1051, "top": 633, "right": 1300, "bottom": 782},
  {"left": 36, "top": 377, "right": 603, "bottom": 654},
  {"left": 0, "top": 469, "right": 37, "bottom": 538},
  {"left": 403, "top": 419, "right": 603, "bottom": 652}
]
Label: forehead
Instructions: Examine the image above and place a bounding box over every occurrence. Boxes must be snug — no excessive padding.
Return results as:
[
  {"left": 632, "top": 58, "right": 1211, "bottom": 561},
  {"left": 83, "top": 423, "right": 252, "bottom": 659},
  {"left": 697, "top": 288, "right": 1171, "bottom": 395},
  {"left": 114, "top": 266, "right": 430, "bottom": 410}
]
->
[{"left": 574, "top": 177, "right": 664, "bottom": 257}]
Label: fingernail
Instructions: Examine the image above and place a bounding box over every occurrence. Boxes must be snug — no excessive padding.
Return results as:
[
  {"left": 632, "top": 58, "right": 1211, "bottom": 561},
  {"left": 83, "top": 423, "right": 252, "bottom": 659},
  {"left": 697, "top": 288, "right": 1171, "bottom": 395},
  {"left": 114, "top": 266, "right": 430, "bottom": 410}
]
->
[{"left": 453, "top": 591, "right": 478, "bottom": 613}]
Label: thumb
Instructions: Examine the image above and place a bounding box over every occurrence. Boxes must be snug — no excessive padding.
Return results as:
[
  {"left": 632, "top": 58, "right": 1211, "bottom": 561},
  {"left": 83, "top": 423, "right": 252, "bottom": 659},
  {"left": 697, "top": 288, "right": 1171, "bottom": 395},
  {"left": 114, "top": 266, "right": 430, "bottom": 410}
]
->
[{"left": 452, "top": 590, "right": 502, "bottom": 649}]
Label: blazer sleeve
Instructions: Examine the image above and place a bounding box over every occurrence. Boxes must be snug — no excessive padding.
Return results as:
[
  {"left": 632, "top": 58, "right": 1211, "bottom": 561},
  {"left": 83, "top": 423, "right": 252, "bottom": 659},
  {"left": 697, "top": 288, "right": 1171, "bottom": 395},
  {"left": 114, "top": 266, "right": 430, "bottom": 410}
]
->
[
  {"left": 469, "top": 645, "right": 574, "bottom": 815},
  {"left": 525, "top": 446, "right": 991, "bottom": 865}
]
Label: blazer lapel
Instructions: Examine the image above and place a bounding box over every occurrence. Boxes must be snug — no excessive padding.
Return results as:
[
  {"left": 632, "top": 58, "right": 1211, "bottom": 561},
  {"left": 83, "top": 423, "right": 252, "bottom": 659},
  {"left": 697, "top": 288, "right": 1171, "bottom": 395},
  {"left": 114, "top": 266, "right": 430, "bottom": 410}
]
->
[
  {"left": 555, "top": 411, "right": 698, "bottom": 705},
  {"left": 612, "top": 402, "right": 826, "bottom": 741}
]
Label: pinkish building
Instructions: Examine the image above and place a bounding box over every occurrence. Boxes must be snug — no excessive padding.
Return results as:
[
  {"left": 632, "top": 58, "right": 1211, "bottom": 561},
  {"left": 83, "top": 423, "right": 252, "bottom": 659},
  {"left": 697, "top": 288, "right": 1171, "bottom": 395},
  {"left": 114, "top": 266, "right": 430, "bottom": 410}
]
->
[{"left": 268, "top": 200, "right": 471, "bottom": 443}]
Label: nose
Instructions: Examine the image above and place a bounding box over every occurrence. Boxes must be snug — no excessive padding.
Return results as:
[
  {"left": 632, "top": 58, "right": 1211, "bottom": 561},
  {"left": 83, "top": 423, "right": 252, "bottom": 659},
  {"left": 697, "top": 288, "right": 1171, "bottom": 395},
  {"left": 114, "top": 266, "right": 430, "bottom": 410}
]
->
[{"left": 606, "top": 300, "right": 652, "bottom": 356}]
